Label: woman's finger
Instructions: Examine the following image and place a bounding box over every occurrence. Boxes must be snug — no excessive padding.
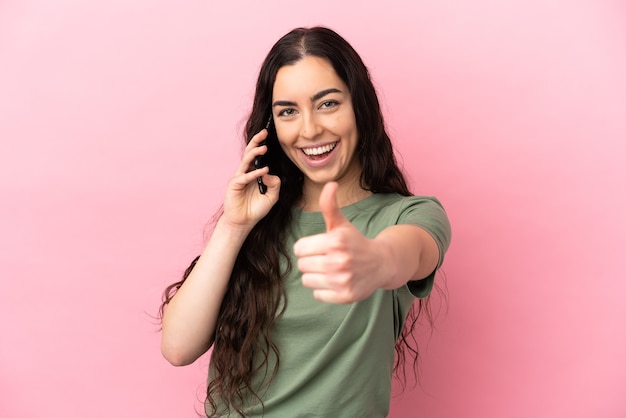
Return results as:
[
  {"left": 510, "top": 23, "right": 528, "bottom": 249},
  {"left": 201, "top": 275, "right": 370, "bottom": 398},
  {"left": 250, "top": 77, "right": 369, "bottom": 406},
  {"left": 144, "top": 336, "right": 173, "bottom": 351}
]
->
[
  {"left": 231, "top": 166, "right": 270, "bottom": 189},
  {"left": 235, "top": 130, "right": 268, "bottom": 175},
  {"left": 301, "top": 272, "right": 330, "bottom": 290},
  {"left": 297, "top": 255, "right": 328, "bottom": 274}
]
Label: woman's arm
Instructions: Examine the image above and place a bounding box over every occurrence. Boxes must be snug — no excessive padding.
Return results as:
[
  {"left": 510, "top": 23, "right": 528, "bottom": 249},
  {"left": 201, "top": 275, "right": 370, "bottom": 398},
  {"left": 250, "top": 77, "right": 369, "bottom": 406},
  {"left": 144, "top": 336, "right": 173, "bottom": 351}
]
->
[
  {"left": 293, "top": 182, "right": 441, "bottom": 304},
  {"left": 160, "top": 129, "right": 280, "bottom": 366},
  {"left": 160, "top": 219, "right": 252, "bottom": 366},
  {"left": 374, "top": 223, "right": 440, "bottom": 289}
]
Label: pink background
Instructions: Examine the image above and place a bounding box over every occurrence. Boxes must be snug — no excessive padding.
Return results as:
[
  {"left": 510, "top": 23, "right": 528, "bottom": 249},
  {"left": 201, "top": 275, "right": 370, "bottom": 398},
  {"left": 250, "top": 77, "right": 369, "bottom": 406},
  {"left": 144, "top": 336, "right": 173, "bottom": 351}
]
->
[{"left": 1, "top": 1, "right": 625, "bottom": 417}]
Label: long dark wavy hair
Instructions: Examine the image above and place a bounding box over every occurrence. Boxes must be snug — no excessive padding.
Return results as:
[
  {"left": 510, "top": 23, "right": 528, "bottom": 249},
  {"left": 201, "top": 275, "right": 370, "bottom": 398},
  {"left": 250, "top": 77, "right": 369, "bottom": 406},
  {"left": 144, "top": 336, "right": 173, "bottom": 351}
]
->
[{"left": 160, "top": 26, "right": 433, "bottom": 416}]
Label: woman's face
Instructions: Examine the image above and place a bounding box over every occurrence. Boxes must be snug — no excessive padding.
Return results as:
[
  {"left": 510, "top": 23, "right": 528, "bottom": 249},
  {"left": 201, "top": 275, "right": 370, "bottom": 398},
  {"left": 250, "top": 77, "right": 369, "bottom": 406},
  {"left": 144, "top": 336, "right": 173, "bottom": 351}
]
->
[{"left": 271, "top": 56, "right": 361, "bottom": 193}]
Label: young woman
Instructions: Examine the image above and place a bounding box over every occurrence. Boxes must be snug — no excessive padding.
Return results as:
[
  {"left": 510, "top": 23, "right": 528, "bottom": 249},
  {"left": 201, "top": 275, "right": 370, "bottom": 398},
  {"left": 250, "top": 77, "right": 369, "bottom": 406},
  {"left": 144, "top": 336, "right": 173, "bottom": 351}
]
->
[{"left": 160, "top": 26, "right": 451, "bottom": 417}]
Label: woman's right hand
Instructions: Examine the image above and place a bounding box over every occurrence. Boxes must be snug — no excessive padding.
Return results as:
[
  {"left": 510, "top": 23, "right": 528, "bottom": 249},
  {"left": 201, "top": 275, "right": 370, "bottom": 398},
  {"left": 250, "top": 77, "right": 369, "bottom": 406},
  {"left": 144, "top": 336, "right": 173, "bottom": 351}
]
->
[{"left": 221, "top": 129, "right": 281, "bottom": 229}]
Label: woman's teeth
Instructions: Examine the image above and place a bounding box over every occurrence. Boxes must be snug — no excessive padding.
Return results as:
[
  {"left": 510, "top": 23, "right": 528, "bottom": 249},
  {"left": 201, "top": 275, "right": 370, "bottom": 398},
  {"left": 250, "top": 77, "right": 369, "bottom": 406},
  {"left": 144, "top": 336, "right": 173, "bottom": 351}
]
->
[{"left": 302, "top": 142, "right": 337, "bottom": 156}]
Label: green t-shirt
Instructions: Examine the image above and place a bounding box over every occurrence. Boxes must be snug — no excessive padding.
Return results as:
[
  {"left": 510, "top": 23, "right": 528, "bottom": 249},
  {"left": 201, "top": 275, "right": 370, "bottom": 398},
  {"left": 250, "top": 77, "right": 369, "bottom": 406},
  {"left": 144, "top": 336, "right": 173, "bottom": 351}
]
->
[{"left": 209, "top": 193, "right": 451, "bottom": 417}]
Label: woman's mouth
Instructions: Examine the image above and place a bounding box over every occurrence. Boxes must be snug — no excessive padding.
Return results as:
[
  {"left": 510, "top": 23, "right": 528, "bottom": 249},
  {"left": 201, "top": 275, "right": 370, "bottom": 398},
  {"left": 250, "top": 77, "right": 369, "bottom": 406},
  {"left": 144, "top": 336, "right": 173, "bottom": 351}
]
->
[{"left": 301, "top": 142, "right": 338, "bottom": 160}]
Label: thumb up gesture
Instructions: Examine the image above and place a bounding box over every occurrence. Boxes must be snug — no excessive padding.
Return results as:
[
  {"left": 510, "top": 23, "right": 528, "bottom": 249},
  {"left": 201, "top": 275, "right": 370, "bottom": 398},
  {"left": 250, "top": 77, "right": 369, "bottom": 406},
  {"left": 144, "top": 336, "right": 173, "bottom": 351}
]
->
[{"left": 293, "top": 182, "right": 387, "bottom": 304}]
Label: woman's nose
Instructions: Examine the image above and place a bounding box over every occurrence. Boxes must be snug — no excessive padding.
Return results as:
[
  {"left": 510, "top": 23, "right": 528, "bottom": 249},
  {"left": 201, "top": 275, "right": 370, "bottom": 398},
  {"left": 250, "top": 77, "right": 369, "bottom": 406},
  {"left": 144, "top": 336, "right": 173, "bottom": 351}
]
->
[{"left": 300, "top": 112, "right": 323, "bottom": 140}]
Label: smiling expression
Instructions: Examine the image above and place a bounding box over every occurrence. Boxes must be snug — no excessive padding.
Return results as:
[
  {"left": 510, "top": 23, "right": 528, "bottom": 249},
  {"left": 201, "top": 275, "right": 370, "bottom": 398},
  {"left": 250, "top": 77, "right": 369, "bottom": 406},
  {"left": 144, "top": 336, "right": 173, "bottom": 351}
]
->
[{"left": 272, "top": 56, "right": 362, "bottom": 198}]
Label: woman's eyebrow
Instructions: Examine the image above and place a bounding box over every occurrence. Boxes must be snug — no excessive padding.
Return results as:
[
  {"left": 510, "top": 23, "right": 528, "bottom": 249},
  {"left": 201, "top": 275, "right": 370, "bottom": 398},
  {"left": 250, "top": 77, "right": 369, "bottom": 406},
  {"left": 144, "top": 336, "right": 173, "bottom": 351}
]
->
[
  {"left": 272, "top": 99, "right": 296, "bottom": 107},
  {"left": 272, "top": 88, "right": 343, "bottom": 107},
  {"left": 311, "top": 88, "right": 342, "bottom": 102}
]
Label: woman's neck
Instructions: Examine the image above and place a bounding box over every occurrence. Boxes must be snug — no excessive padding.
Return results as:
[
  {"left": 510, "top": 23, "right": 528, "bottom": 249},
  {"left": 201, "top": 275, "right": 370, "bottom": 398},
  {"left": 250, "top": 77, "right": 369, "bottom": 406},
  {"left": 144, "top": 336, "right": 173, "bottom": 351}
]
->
[{"left": 298, "top": 180, "right": 372, "bottom": 212}]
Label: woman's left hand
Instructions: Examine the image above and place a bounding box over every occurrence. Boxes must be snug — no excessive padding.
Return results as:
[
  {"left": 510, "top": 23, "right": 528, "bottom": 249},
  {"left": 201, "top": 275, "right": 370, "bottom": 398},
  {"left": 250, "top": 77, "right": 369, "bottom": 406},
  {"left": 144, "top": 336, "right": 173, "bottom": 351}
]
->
[{"left": 293, "top": 182, "right": 392, "bottom": 304}]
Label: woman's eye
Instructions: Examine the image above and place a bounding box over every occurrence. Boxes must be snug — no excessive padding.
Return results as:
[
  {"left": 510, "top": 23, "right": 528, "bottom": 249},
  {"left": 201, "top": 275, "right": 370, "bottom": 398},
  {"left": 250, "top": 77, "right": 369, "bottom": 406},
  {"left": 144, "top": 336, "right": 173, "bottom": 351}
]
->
[
  {"left": 320, "top": 101, "right": 338, "bottom": 109},
  {"left": 278, "top": 108, "right": 295, "bottom": 117}
]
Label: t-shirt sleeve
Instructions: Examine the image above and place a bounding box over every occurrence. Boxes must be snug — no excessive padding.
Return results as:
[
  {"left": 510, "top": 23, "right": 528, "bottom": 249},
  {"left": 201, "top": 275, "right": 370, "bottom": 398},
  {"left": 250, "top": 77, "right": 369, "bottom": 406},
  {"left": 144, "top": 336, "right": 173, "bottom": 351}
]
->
[{"left": 396, "top": 196, "right": 452, "bottom": 298}]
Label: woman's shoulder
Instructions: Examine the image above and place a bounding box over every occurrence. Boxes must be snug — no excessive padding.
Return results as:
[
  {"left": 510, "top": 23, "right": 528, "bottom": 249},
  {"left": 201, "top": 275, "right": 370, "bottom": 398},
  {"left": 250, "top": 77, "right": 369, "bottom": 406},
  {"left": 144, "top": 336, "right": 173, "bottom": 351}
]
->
[{"left": 347, "top": 193, "right": 445, "bottom": 215}]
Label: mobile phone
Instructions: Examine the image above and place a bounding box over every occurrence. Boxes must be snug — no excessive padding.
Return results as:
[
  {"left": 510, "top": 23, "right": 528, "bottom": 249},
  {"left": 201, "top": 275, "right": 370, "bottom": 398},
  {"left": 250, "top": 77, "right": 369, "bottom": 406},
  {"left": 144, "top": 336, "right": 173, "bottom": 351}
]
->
[{"left": 254, "top": 115, "right": 272, "bottom": 194}]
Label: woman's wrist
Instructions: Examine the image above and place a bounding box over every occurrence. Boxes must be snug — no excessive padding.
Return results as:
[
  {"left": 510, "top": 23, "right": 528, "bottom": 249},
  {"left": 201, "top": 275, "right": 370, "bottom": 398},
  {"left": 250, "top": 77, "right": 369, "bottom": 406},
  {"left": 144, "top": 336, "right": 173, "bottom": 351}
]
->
[{"left": 214, "top": 215, "right": 255, "bottom": 241}]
